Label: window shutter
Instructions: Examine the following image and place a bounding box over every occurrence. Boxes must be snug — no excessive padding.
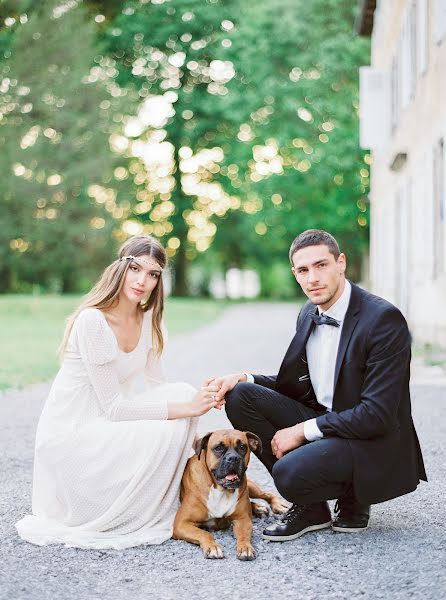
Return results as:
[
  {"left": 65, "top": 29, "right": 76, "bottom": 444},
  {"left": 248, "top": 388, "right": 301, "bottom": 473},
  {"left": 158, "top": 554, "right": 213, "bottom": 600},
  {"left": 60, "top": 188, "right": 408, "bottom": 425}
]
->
[
  {"left": 433, "top": 0, "right": 446, "bottom": 44},
  {"left": 417, "top": 0, "right": 429, "bottom": 75},
  {"left": 401, "top": 9, "right": 412, "bottom": 108},
  {"left": 359, "top": 67, "right": 390, "bottom": 148}
]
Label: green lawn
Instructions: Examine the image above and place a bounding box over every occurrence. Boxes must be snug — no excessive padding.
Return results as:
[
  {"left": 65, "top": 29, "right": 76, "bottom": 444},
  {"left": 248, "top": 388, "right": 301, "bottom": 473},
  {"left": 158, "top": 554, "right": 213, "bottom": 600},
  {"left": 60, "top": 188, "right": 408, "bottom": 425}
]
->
[{"left": 0, "top": 295, "right": 229, "bottom": 391}]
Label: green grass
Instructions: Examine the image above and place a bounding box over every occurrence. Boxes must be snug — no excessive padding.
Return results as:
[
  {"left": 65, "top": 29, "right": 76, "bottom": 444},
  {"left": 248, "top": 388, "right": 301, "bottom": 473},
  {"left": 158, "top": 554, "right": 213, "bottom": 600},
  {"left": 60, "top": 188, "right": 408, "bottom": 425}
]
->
[
  {"left": 0, "top": 295, "right": 229, "bottom": 391},
  {"left": 413, "top": 342, "right": 446, "bottom": 370}
]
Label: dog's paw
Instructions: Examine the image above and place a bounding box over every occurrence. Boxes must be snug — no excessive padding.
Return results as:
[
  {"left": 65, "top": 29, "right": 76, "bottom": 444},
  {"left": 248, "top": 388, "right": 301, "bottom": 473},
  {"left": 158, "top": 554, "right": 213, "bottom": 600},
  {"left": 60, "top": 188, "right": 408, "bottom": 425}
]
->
[
  {"left": 251, "top": 501, "right": 270, "bottom": 518},
  {"left": 270, "top": 498, "right": 289, "bottom": 514},
  {"left": 203, "top": 543, "right": 225, "bottom": 559},
  {"left": 236, "top": 543, "right": 256, "bottom": 561}
]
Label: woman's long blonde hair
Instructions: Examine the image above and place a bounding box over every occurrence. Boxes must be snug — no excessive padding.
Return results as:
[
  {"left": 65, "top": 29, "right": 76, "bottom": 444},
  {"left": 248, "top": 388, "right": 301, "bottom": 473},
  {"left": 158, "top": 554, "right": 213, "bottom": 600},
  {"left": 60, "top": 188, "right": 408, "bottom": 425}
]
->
[{"left": 59, "top": 235, "right": 167, "bottom": 359}]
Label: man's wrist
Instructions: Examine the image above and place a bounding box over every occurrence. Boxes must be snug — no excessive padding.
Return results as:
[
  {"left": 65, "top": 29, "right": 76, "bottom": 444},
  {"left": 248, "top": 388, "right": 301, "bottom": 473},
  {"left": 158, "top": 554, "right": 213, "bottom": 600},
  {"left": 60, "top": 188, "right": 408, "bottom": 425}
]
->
[
  {"left": 303, "top": 418, "right": 324, "bottom": 442},
  {"left": 294, "top": 423, "right": 306, "bottom": 443}
]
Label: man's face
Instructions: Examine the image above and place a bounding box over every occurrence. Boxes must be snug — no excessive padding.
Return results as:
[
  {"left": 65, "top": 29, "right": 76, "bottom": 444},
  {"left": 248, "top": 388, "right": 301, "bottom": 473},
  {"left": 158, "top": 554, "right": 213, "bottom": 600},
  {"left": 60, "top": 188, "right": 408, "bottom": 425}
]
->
[{"left": 291, "top": 244, "right": 346, "bottom": 309}]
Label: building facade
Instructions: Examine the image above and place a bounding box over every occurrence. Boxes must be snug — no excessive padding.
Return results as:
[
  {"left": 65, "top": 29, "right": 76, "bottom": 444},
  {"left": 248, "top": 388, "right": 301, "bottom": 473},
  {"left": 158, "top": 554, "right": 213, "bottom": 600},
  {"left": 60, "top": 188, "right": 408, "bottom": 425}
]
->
[{"left": 358, "top": 0, "right": 446, "bottom": 346}]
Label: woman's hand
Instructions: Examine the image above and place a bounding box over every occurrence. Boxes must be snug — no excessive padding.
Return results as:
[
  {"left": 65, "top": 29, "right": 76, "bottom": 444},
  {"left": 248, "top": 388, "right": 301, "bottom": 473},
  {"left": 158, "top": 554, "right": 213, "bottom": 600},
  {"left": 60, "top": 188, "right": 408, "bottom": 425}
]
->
[
  {"left": 188, "top": 384, "right": 222, "bottom": 417},
  {"left": 167, "top": 384, "right": 223, "bottom": 419},
  {"left": 205, "top": 373, "right": 247, "bottom": 402}
]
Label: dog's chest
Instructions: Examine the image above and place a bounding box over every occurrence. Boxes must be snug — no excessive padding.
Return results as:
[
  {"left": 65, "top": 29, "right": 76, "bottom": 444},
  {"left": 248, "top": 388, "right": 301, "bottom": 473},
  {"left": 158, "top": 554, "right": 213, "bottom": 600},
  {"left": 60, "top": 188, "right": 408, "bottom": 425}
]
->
[{"left": 207, "top": 487, "right": 239, "bottom": 519}]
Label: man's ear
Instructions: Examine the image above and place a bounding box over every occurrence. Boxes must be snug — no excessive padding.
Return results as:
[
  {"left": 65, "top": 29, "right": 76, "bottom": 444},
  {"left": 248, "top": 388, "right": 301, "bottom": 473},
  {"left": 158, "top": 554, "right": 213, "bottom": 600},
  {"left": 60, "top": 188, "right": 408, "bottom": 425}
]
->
[
  {"left": 194, "top": 432, "right": 213, "bottom": 460},
  {"left": 338, "top": 252, "right": 347, "bottom": 273},
  {"left": 246, "top": 432, "right": 262, "bottom": 455}
]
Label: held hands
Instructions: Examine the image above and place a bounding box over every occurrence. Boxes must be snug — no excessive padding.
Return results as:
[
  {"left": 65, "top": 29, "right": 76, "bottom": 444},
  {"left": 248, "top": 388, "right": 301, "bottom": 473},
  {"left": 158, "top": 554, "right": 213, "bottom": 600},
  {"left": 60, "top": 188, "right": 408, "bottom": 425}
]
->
[
  {"left": 271, "top": 423, "right": 307, "bottom": 459},
  {"left": 189, "top": 383, "right": 223, "bottom": 417},
  {"left": 205, "top": 373, "right": 247, "bottom": 403},
  {"left": 186, "top": 372, "right": 247, "bottom": 418}
]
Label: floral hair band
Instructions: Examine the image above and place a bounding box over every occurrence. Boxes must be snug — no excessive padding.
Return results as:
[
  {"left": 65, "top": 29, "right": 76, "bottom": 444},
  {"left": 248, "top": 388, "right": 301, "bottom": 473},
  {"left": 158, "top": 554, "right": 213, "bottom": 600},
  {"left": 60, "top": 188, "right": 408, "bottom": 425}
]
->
[{"left": 120, "top": 255, "right": 163, "bottom": 271}]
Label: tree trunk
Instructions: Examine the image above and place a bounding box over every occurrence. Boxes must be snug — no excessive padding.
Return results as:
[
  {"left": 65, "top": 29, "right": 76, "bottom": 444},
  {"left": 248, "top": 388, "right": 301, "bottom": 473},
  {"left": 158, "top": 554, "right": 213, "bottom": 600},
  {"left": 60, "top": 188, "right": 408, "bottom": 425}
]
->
[
  {"left": 170, "top": 142, "right": 190, "bottom": 296},
  {"left": 173, "top": 239, "right": 188, "bottom": 296},
  {"left": 0, "top": 265, "right": 12, "bottom": 292},
  {"left": 61, "top": 271, "right": 78, "bottom": 293}
]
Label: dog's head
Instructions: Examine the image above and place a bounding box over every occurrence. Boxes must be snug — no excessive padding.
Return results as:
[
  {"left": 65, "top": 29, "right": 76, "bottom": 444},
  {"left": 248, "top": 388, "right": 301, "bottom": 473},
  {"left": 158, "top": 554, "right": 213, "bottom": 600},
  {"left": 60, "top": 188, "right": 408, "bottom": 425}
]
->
[{"left": 194, "top": 429, "right": 262, "bottom": 490}]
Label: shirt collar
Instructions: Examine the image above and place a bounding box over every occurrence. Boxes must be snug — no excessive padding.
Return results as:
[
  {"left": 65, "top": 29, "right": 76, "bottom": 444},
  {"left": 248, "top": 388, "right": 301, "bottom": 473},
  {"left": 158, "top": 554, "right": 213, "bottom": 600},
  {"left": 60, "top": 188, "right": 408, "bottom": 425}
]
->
[{"left": 317, "top": 279, "right": 351, "bottom": 322}]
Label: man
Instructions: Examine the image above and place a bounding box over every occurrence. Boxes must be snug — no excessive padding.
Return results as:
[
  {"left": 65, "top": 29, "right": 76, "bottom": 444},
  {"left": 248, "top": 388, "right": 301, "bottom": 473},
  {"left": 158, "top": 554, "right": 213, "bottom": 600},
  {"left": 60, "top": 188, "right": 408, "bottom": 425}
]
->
[{"left": 211, "top": 229, "right": 426, "bottom": 542}]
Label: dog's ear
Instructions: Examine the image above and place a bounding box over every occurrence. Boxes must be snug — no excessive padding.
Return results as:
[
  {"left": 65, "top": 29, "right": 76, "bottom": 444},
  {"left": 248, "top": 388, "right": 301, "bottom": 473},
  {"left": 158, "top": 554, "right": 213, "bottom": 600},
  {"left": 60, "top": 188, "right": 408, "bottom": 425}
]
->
[
  {"left": 246, "top": 432, "right": 262, "bottom": 455},
  {"left": 194, "top": 432, "right": 213, "bottom": 460}
]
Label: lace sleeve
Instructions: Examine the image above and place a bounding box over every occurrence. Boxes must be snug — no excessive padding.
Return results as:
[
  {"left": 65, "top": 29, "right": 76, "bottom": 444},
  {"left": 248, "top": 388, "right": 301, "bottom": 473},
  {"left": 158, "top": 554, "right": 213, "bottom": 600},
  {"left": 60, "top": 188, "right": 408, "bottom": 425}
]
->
[{"left": 75, "top": 309, "right": 168, "bottom": 421}]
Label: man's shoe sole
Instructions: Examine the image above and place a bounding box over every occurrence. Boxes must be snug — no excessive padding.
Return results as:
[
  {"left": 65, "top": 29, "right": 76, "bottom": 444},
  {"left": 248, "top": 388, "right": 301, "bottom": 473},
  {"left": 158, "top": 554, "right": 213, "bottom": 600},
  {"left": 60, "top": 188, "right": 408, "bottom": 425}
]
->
[
  {"left": 262, "top": 520, "right": 332, "bottom": 542},
  {"left": 332, "top": 523, "right": 369, "bottom": 533}
]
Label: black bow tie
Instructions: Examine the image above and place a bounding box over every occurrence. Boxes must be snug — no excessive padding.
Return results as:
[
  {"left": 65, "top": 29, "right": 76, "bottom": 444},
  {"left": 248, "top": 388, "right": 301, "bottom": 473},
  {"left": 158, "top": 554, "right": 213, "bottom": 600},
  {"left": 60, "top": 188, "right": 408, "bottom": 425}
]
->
[{"left": 309, "top": 312, "right": 340, "bottom": 328}]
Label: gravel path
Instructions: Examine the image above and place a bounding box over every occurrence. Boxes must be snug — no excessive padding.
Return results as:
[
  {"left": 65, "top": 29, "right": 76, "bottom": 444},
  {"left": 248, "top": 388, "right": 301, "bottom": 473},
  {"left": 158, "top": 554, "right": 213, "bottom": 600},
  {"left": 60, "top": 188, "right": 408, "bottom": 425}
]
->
[{"left": 1, "top": 304, "right": 444, "bottom": 600}]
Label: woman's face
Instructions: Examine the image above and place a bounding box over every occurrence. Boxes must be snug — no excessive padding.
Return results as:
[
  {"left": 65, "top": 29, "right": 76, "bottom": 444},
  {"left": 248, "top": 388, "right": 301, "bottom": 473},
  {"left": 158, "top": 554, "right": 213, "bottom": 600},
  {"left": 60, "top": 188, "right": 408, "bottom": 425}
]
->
[{"left": 120, "top": 254, "right": 162, "bottom": 304}]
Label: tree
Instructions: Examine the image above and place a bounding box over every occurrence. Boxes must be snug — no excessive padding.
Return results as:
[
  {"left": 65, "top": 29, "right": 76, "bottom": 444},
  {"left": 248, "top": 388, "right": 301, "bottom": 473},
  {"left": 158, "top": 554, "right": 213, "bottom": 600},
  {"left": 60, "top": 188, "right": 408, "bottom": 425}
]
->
[
  {"left": 0, "top": 0, "right": 370, "bottom": 295},
  {"left": 101, "top": 0, "right": 370, "bottom": 294},
  {"left": 0, "top": 0, "right": 117, "bottom": 291},
  {"left": 99, "top": 0, "right": 249, "bottom": 293},
  {"left": 209, "top": 0, "right": 371, "bottom": 283}
]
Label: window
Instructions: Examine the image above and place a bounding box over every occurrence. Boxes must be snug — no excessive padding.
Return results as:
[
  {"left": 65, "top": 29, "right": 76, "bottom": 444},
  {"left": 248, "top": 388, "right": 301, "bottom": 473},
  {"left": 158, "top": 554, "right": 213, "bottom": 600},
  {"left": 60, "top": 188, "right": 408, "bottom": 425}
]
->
[
  {"left": 416, "top": 0, "right": 429, "bottom": 75},
  {"left": 395, "top": 182, "right": 411, "bottom": 317},
  {"left": 401, "top": 3, "right": 417, "bottom": 106},
  {"left": 409, "top": 1, "right": 417, "bottom": 92},
  {"left": 391, "top": 53, "right": 400, "bottom": 131},
  {"left": 433, "top": 138, "right": 445, "bottom": 278},
  {"left": 359, "top": 68, "right": 390, "bottom": 148},
  {"left": 433, "top": 0, "right": 446, "bottom": 44}
]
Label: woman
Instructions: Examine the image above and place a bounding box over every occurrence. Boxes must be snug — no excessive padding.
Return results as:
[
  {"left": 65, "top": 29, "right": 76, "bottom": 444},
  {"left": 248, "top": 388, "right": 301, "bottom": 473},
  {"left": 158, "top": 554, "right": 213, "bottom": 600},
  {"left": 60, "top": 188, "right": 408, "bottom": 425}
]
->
[{"left": 16, "top": 235, "right": 221, "bottom": 549}]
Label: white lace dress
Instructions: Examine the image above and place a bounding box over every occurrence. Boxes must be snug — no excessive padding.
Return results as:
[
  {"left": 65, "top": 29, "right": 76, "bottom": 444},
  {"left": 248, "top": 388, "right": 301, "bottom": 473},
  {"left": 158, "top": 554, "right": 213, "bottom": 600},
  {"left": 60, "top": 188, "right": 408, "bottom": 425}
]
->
[{"left": 16, "top": 308, "right": 198, "bottom": 549}]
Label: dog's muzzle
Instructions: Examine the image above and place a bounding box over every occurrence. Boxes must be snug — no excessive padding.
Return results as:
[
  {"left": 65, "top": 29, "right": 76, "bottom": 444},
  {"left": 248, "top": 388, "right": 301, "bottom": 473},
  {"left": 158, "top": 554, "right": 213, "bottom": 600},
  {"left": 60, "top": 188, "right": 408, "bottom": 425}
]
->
[{"left": 212, "top": 450, "right": 246, "bottom": 489}]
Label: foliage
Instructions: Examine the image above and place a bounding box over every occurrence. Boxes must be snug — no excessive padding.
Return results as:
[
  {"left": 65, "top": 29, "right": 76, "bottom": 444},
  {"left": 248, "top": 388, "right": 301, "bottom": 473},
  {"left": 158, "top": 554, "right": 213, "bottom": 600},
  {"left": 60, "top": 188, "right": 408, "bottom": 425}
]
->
[
  {"left": 0, "top": 0, "right": 371, "bottom": 296},
  {"left": 99, "top": 0, "right": 371, "bottom": 289},
  {"left": 0, "top": 0, "right": 117, "bottom": 291}
]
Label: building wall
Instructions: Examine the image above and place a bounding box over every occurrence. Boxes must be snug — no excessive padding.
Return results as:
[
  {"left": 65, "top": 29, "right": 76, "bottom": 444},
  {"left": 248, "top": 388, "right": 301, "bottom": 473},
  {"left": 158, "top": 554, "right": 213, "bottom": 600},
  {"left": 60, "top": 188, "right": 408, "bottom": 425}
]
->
[{"left": 361, "top": 0, "right": 446, "bottom": 346}]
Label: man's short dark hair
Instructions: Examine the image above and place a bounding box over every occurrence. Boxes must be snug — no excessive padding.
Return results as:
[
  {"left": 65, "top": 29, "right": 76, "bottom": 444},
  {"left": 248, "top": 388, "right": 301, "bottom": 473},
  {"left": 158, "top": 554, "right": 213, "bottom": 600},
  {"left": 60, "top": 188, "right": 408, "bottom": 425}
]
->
[{"left": 289, "top": 229, "right": 340, "bottom": 264}]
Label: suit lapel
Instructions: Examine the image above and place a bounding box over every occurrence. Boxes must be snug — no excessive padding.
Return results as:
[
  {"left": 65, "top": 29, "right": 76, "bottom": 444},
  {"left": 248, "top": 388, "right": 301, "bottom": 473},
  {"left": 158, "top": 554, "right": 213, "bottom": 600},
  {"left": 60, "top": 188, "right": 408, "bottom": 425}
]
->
[
  {"left": 277, "top": 305, "right": 316, "bottom": 377},
  {"left": 289, "top": 306, "right": 316, "bottom": 357},
  {"left": 333, "top": 283, "right": 362, "bottom": 390},
  {"left": 276, "top": 304, "right": 317, "bottom": 399}
]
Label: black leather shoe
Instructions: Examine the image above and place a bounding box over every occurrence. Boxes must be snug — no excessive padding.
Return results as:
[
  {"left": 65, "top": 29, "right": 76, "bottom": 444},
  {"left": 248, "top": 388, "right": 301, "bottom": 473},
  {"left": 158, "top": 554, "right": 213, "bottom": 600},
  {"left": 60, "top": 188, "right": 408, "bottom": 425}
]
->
[
  {"left": 332, "top": 496, "right": 370, "bottom": 532},
  {"left": 262, "top": 502, "right": 332, "bottom": 541}
]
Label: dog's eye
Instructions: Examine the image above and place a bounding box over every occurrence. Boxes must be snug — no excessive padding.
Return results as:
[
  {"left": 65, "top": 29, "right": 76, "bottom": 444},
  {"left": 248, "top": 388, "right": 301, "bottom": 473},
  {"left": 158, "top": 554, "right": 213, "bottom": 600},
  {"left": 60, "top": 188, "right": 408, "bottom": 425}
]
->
[
  {"left": 213, "top": 444, "right": 226, "bottom": 454},
  {"left": 237, "top": 443, "right": 248, "bottom": 454}
]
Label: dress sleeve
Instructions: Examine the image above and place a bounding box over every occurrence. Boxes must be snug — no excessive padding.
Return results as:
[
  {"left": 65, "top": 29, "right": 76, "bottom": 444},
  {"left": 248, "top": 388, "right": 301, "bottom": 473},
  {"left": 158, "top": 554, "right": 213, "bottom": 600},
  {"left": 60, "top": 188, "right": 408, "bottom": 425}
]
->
[{"left": 75, "top": 309, "right": 168, "bottom": 421}]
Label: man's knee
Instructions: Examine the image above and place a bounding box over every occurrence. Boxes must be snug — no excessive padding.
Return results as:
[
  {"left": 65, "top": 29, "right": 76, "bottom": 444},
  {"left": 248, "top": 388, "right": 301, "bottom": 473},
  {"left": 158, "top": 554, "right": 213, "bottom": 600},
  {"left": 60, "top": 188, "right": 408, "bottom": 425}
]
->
[
  {"left": 225, "top": 382, "right": 258, "bottom": 423},
  {"left": 272, "top": 450, "right": 317, "bottom": 501},
  {"left": 272, "top": 458, "right": 303, "bottom": 500},
  {"left": 226, "top": 381, "right": 257, "bottom": 407},
  {"left": 272, "top": 440, "right": 354, "bottom": 503}
]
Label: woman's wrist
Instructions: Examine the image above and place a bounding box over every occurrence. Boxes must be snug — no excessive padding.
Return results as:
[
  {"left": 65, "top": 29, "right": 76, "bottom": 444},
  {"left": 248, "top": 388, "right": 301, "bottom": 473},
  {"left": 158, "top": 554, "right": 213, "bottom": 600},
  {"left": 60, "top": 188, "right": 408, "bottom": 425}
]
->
[{"left": 167, "top": 401, "right": 193, "bottom": 420}]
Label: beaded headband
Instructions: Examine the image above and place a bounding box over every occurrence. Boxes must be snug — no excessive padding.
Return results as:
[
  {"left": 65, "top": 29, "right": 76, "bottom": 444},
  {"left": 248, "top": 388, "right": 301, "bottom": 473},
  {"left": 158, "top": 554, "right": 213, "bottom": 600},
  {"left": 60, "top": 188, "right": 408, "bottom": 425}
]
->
[{"left": 120, "top": 255, "right": 163, "bottom": 271}]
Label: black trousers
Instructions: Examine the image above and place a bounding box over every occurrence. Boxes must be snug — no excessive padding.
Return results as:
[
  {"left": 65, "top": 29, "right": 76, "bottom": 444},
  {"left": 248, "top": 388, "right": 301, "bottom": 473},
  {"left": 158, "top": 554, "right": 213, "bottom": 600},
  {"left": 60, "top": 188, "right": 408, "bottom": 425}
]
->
[{"left": 225, "top": 382, "right": 354, "bottom": 505}]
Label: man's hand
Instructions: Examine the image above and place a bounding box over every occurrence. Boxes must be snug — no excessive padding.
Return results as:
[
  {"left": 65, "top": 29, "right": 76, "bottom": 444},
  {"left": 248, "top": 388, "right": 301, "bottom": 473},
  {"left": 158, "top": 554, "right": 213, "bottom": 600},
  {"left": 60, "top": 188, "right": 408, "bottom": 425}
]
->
[
  {"left": 271, "top": 423, "right": 307, "bottom": 459},
  {"left": 205, "top": 373, "right": 247, "bottom": 403}
]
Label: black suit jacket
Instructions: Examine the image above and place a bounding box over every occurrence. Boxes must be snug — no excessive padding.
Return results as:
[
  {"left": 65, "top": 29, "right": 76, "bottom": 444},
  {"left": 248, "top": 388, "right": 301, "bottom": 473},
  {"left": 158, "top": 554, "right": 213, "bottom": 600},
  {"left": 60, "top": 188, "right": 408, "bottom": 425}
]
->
[{"left": 254, "top": 281, "right": 427, "bottom": 504}]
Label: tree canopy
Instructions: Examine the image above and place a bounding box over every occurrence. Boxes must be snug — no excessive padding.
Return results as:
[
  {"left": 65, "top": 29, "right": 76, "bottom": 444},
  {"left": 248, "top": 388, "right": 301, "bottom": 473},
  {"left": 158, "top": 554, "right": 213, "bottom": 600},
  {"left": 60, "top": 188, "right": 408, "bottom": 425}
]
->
[{"left": 0, "top": 0, "right": 370, "bottom": 296}]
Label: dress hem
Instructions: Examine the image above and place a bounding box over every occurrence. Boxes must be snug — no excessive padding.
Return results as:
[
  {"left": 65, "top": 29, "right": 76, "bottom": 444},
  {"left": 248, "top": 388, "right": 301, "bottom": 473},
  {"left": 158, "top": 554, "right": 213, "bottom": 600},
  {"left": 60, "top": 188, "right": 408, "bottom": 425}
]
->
[{"left": 16, "top": 515, "right": 172, "bottom": 550}]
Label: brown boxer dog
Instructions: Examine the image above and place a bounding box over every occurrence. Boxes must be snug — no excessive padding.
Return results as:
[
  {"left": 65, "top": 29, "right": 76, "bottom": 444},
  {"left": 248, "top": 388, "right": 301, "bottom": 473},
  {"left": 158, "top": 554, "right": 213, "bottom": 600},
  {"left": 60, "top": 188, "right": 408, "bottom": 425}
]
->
[{"left": 173, "top": 429, "right": 288, "bottom": 560}]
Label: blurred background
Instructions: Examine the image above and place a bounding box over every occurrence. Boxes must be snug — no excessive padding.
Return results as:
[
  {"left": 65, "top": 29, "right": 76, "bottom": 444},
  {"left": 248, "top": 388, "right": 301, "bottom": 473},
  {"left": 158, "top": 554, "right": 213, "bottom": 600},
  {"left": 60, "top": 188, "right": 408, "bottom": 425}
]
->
[
  {"left": 1, "top": 0, "right": 445, "bottom": 389},
  {"left": 0, "top": 0, "right": 370, "bottom": 296}
]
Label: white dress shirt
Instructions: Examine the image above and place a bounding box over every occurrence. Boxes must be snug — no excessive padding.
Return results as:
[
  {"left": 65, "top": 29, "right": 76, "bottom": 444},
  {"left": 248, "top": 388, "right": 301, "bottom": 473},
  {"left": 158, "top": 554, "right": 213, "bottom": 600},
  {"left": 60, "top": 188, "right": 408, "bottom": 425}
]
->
[
  {"left": 303, "top": 279, "right": 351, "bottom": 441},
  {"left": 244, "top": 279, "right": 352, "bottom": 443}
]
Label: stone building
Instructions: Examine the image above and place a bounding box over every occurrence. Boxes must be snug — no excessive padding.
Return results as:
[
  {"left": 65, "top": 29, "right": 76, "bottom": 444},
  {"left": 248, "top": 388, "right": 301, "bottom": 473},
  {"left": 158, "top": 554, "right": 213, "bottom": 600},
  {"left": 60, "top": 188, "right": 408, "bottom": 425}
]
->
[{"left": 357, "top": 0, "right": 446, "bottom": 346}]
